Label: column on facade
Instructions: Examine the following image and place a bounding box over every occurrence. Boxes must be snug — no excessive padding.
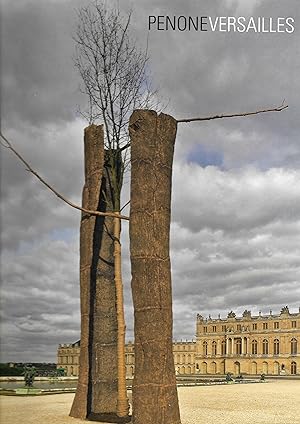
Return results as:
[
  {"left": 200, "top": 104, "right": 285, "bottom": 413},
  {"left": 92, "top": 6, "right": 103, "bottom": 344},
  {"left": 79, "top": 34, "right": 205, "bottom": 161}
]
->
[
  {"left": 241, "top": 338, "right": 244, "bottom": 355},
  {"left": 284, "top": 336, "right": 289, "bottom": 355},
  {"left": 226, "top": 337, "right": 229, "bottom": 355}
]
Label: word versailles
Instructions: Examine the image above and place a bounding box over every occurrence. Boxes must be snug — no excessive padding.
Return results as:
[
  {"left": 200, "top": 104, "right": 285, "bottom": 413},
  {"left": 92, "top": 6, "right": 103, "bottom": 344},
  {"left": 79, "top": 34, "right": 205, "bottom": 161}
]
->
[{"left": 148, "top": 16, "right": 295, "bottom": 33}]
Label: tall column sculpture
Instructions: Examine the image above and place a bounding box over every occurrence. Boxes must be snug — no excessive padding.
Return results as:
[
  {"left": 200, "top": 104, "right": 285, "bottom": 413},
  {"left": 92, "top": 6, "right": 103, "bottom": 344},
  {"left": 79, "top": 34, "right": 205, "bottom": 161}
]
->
[
  {"left": 70, "top": 125, "right": 122, "bottom": 422},
  {"left": 129, "top": 110, "right": 181, "bottom": 424}
]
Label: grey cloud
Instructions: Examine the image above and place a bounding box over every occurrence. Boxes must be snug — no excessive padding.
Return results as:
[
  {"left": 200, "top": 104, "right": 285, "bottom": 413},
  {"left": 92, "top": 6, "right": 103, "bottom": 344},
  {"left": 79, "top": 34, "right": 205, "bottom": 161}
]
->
[
  {"left": 172, "top": 165, "right": 300, "bottom": 233},
  {"left": 1, "top": 0, "right": 87, "bottom": 127}
]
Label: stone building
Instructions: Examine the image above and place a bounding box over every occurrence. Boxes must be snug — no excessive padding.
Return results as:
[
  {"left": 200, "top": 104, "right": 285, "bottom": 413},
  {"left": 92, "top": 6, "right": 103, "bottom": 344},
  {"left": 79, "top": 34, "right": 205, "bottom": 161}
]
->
[
  {"left": 57, "top": 306, "right": 299, "bottom": 377},
  {"left": 57, "top": 340, "right": 196, "bottom": 377},
  {"left": 57, "top": 340, "right": 80, "bottom": 377},
  {"left": 196, "top": 306, "right": 299, "bottom": 376}
]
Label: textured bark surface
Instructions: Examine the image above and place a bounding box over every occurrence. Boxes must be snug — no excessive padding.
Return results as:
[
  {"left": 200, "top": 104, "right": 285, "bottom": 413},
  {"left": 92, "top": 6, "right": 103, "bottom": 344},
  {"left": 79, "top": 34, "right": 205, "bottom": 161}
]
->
[
  {"left": 129, "top": 110, "right": 181, "bottom": 424},
  {"left": 70, "top": 125, "right": 119, "bottom": 420}
]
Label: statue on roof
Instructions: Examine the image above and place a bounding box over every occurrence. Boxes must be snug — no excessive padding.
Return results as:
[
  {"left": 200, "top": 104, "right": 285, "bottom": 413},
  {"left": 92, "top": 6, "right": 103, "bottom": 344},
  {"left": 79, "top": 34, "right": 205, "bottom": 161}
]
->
[
  {"left": 242, "top": 310, "right": 251, "bottom": 318},
  {"left": 280, "top": 306, "right": 290, "bottom": 314}
]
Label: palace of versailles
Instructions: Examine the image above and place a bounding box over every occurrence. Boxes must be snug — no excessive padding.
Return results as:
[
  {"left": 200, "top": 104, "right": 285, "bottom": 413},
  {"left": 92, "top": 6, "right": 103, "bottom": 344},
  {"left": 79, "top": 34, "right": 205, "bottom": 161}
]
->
[{"left": 57, "top": 306, "right": 299, "bottom": 377}]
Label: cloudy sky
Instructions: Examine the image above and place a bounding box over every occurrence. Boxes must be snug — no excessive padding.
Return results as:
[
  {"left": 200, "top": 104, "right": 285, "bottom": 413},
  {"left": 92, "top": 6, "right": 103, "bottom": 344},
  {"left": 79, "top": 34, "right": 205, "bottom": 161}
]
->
[{"left": 1, "top": 0, "right": 300, "bottom": 362}]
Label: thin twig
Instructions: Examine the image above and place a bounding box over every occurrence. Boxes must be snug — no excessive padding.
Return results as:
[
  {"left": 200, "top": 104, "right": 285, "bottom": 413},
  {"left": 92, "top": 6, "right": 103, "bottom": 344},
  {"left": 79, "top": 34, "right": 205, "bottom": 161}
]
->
[
  {"left": 0, "top": 131, "right": 129, "bottom": 221},
  {"left": 176, "top": 103, "right": 288, "bottom": 123},
  {"left": 120, "top": 199, "right": 130, "bottom": 212}
]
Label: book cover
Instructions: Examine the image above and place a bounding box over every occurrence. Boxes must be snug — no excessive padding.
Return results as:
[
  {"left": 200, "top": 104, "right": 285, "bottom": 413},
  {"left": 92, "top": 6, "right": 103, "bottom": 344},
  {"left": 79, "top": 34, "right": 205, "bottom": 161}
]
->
[{"left": 1, "top": 0, "right": 299, "bottom": 422}]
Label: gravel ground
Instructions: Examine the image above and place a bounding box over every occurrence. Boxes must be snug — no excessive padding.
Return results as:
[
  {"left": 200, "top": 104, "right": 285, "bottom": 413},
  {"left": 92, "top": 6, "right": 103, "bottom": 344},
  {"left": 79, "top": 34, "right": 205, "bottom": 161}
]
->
[{"left": 0, "top": 380, "right": 299, "bottom": 424}]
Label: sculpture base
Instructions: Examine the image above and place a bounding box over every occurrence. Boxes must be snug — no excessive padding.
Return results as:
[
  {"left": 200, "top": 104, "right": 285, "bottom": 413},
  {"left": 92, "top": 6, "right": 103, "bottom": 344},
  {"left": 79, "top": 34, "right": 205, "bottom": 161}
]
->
[{"left": 87, "top": 412, "right": 131, "bottom": 423}]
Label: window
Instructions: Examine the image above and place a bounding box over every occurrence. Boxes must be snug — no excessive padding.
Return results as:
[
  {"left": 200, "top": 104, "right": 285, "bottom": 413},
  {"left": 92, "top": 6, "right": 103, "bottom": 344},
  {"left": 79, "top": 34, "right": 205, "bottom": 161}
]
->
[
  {"left": 203, "top": 341, "right": 208, "bottom": 356},
  {"left": 237, "top": 324, "right": 241, "bottom": 332},
  {"left": 263, "top": 322, "right": 268, "bottom": 330},
  {"left": 212, "top": 341, "right": 217, "bottom": 355},
  {"left": 221, "top": 340, "right": 226, "bottom": 355},
  {"left": 251, "top": 340, "right": 258, "bottom": 355},
  {"left": 236, "top": 339, "right": 242, "bottom": 355},
  {"left": 291, "top": 361, "right": 297, "bottom": 375},
  {"left": 292, "top": 321, "right": 297, "bottom": 329},
  {"left": 274, "top": 339, "right": 280, "bottom": 355},
  {"left": 203, "top": 326, "right": 207, "bottom": 333},
  {"left": 222, "top": 325, "right": 226, "bottom": 332},
  {"left": 291, "top": 338, "right": 297, "bottom": 355},
  {"left": 212, "top": 325, "right": 217, "bottom": 332},
  {"left": 252, "top": 323, "right": 257, "bottom": 330},
  {"left": 274, "top": 322, "right": 279, "bottom": 329},
  {"left": 262, "top": 339, "right": 269, "bottom": 355}
]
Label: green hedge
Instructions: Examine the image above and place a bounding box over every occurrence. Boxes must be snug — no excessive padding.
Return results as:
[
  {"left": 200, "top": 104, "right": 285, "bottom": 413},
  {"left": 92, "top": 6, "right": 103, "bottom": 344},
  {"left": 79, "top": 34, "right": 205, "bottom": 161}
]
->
[{"left": 0, "top": 364, "right": 24, "bottom": 376}]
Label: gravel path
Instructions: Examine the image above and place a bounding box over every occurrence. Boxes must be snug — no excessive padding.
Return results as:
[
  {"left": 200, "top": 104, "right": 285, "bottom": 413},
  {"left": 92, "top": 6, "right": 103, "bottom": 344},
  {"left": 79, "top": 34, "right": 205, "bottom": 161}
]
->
[
  {"left": 0, "top": 380, "right": 299, "bottom": 424},
  {"left": 179, "top": 380, "right": 300, "bottom": 424}
]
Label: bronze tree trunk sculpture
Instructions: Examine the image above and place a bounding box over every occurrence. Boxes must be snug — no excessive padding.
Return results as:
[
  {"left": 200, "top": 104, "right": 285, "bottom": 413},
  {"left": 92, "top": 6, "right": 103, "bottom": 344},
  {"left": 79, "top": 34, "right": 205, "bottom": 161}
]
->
[
  {"left": 129, "top": 110, "right": 181, "bottom": 424},
  {"left": 70, "top": 125, "right": 129, "bottom": 422}
]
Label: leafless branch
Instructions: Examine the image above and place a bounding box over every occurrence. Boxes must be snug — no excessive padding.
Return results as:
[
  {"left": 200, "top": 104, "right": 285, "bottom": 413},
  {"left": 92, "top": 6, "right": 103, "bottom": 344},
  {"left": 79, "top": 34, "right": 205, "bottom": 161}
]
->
[
  {"left": 74, "top": 0, "right": 160, "bottom": 154},
  {"left": 176, "top": 102, "right": 288, "bottom": 123},
  {"left": 0, "top": 131, "right": 129, "bottom": 221},
  {"left": 120, "top": 199, "right": 130, "bottom": 212}
]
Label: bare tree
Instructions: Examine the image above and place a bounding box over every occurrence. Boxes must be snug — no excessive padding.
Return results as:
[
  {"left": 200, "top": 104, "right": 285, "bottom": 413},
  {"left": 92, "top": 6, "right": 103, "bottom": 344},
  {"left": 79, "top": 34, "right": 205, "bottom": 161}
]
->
[
  {"left": 71, "top": 1, "right": 157, "bottom": 420},
  {"left": 74, "top": 0, "right": 156, "bottom": 142}
]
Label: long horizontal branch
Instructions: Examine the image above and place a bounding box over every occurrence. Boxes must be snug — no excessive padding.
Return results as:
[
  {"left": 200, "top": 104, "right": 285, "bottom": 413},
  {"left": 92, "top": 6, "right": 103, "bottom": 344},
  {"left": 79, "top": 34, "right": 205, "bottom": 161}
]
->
[
  {"left": 0, "top": 131, "right": 129, "bottom": 221},
  {"left": 176, "top": 103, "right": 288, "bottom": 123}
]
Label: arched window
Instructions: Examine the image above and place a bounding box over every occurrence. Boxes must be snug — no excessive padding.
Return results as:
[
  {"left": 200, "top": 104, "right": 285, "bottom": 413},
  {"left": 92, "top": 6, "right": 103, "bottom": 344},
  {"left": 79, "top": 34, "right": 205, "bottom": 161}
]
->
[
  {"left": 212, "top": 341, "right": 217, "bottom": 355},
  {"left": 203, "top": 341, "right": 208, "bottom": 356},
  {"left": 211, "top": 362, "right": 217, "bottom": 374},
  {"left": 236, "top": 339, "right": 242, "bottom": 355},
  {"left": 274, "top": 339, "right": 280, "bottom": 355},
  {"left": 262, "top": 361, "right": 268, "bottom": 374},
  {"left": 251, "top": 340, "right": 258, "bottom": 355},
  {"left": 291, "top": 361, "right": 297, "bottom": 375},
  {"left": 234, "top": 361, "right": 240, "bottom": 375},
  {"left": 262, "top": 339, "right": 269, "bottom": 355},
  {"left": 221, "top": 340, "right": 226, "bottom": 355},
  {"left": 291, "top": 338, "right": 297, "bottom": 355}
]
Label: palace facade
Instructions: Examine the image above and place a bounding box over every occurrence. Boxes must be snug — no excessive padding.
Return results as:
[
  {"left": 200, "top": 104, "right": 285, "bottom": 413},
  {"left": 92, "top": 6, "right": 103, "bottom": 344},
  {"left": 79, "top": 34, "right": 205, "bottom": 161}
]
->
[
  {"left": 196, "top": 306, "right": 299, "bottom": 376},
  {"left": 57, "top": 306, "right": 299, "bottom": 377},
  {"left": 57, "top": 340, "right": 196, "bottom": 377}
]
